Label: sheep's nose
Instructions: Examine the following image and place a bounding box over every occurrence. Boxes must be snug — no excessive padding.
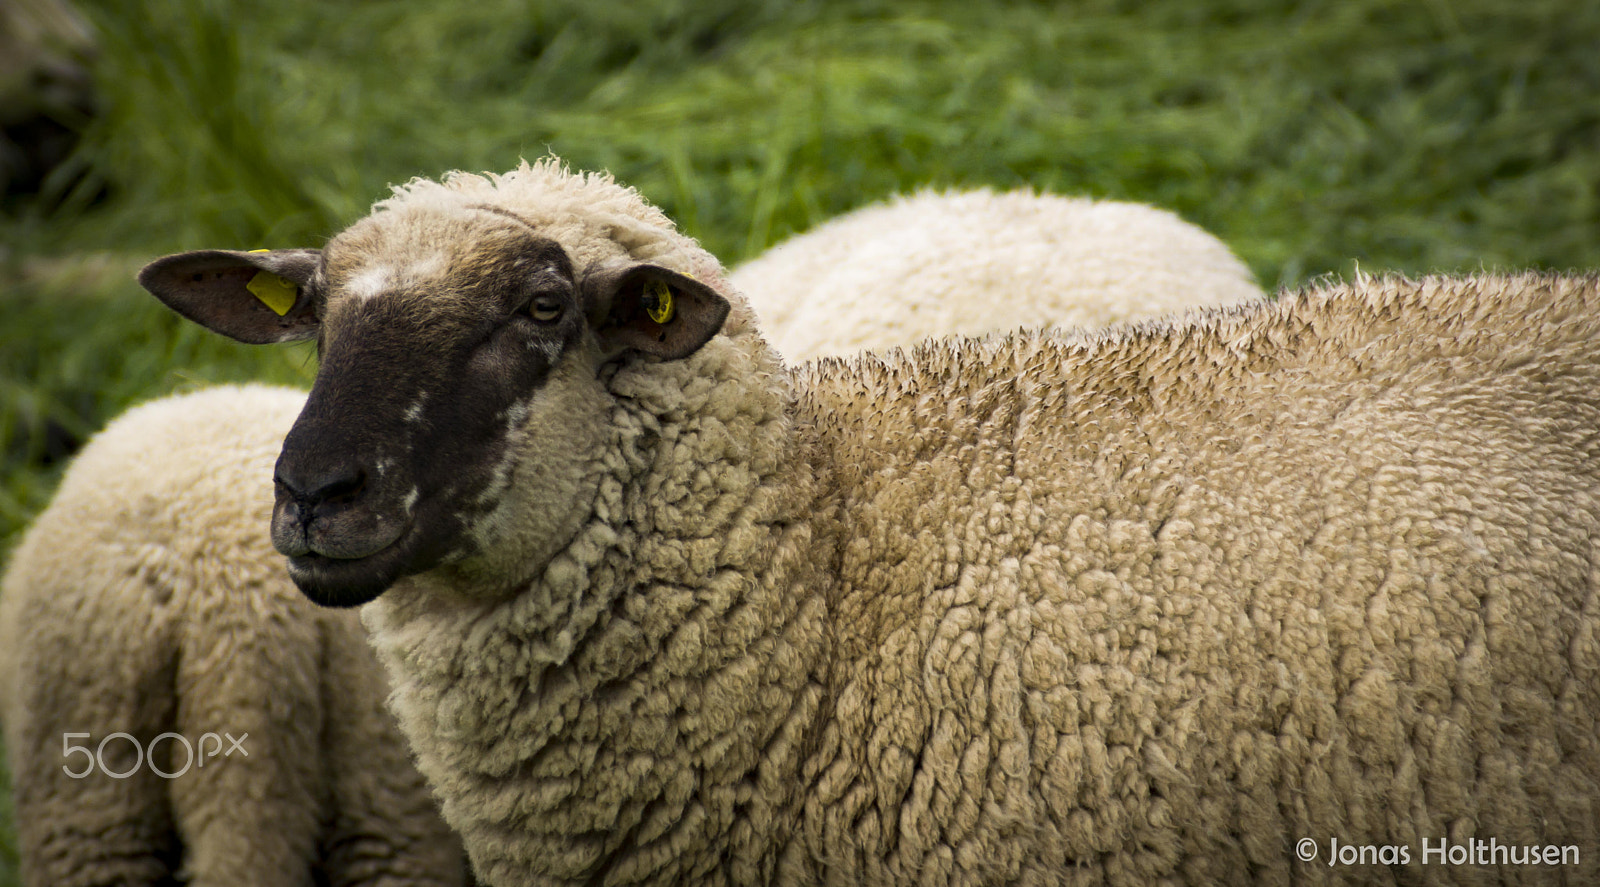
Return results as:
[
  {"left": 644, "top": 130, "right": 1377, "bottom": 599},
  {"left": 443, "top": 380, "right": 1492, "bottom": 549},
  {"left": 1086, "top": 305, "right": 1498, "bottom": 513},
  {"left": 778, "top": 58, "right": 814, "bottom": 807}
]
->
[{"left": 271, "top": 455, "right": 399, "bottom": 560}]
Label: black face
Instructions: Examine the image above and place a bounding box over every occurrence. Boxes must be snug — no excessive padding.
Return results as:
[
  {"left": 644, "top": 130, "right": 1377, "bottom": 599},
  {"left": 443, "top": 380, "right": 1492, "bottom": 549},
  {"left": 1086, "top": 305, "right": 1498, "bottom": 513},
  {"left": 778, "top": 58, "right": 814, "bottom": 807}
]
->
[
  {"left": 271, "top": 236, "right": 586, "bottom": 606},
  {"left": 138, "top": 207, "right": 731, "bottom": 609}
]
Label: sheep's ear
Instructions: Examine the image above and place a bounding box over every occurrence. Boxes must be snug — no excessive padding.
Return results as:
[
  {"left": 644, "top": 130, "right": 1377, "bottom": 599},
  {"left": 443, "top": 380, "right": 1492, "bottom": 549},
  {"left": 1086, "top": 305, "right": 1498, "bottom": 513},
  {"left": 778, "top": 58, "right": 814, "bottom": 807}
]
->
[
  {"left": 138, "top": 249, "right": 322, "bottom": 344},
  {"left": 583, "top": 263, "right": 730, "bottom": 360}
]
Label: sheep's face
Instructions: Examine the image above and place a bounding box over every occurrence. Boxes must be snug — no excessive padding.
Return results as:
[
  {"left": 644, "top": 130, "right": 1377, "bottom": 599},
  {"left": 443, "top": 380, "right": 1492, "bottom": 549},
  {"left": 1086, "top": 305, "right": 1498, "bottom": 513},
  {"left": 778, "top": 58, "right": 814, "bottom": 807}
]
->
[{"left": 138, "top": 204, "right": 729, "bottom": 607}]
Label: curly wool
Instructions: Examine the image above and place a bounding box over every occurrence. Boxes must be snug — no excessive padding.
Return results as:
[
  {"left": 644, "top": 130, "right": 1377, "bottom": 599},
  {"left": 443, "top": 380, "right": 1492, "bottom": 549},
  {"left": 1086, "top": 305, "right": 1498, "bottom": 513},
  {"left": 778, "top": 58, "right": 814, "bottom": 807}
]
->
[
  {"left": 791, "top": 272, "right": 1600, "bottom": 883},
  {"left": 374, "top": 160, "right": 739, "bottom": 313},
  {"left": 729, "top": 188, "right": 1263, "bottom": 361},
  {"left": 353, "top": 169, "right": 1600, "bottom": 887},
  {"left": 0, "top": 384, "right": 464, "bottom": 887}
]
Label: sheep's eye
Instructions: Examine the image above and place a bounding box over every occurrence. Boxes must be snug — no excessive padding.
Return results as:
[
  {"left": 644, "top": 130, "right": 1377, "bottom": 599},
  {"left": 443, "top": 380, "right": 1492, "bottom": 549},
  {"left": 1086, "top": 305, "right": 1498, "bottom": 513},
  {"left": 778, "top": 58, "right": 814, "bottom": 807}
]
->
[{"left": 530, "top": 296, "right": 563, "bottom": 323}]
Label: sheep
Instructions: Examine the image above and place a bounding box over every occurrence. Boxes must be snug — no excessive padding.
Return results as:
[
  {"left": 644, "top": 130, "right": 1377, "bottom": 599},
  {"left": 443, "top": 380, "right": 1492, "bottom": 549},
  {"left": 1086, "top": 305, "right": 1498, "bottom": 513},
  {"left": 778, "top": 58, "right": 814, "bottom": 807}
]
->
[
  {"left": 0, "top": 383, "right": 466, "bottom": 886},
  {"left": 729, "top": 187, "right": 1264, "bottom": 361},
  {"left": 136, "top": 158, "right": 1600, "bottom": 886},
  {"left": 0, "top": 189, "right": 1250, "bottom": 887}
]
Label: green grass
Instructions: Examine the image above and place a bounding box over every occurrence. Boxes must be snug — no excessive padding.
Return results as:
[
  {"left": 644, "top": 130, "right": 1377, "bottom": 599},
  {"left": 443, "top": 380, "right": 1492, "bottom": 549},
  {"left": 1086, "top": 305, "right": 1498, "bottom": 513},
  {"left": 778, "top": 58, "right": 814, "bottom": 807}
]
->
[{"left": 3, "top": 0, "right": 1599, "bottom": 877}]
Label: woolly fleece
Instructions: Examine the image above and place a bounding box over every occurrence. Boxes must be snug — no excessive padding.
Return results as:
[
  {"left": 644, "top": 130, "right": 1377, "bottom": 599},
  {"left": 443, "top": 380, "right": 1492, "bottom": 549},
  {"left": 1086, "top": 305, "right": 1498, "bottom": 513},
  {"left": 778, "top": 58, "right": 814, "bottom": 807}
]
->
[
  {"left": 333, "top": 165, "right": 1600, "bottom": 886},
  {"left": 729, "top": 188, "right": 1264, "bottom": 361},
  {"left": 0, "top": 384, "right": 464, "bottom": 886}
]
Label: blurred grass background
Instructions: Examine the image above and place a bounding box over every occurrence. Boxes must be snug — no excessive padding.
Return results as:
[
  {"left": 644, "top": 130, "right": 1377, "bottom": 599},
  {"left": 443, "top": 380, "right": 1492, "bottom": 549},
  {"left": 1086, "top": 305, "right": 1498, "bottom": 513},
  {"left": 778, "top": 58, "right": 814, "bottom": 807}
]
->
[{"left": 2, "top": 0, "right": 1598, "bottom": 878}]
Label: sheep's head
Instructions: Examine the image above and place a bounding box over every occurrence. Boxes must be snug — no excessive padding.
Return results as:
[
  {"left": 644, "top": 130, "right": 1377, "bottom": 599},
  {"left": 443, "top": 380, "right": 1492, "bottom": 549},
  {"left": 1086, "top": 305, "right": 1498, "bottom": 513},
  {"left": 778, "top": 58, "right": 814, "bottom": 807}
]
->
[{"left": 138, "top": 201, "right": 729, "bottom": 607}]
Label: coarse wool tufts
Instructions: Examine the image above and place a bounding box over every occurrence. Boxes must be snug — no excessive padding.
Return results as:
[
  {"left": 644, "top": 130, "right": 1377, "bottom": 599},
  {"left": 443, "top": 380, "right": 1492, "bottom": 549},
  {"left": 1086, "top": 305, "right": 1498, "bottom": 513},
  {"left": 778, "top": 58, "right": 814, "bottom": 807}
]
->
[
  {"left": 136, "top": 159, "right": 1600, "bottom": 887},
  {"left": 729, "top": 187, "right": 1264, "bottom": 361},
  {"left": 0, "top": 384, "right": 465, "bottom": 886}
]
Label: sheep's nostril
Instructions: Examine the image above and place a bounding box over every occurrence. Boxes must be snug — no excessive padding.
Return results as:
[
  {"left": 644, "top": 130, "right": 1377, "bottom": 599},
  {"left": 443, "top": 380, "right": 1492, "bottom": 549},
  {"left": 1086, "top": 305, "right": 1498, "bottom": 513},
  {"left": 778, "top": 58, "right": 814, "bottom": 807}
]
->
[
  {"left": 318, "top": 469, "right": 367, "bottom": 504},
  {"left": 276, "top": 464, "right": 368, "bottom": 510}
]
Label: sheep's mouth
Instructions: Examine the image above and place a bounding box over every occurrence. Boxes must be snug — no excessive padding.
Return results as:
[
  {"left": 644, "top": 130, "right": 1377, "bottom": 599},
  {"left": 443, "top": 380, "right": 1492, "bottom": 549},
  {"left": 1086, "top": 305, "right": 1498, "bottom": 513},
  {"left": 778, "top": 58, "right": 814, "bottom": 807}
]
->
[
  {"left": 271, "top": 478, "right": 439, "bottom": 606},
  {"left": 285, "top": 529, "right": 420, "bottom": 608},
  {"left": 282, "top": 501, "right": 468, "bottom": 608}
]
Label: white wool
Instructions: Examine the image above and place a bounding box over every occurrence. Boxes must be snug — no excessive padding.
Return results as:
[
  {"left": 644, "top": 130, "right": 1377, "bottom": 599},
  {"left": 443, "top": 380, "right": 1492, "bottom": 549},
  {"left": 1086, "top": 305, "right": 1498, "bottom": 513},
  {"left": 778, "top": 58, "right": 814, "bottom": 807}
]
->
[
  {"left": 730, "top": 188, "right": 1263, "bottom": 361},
  {"left": 0, "top": 384, "right": 464, "bottom": 886}
]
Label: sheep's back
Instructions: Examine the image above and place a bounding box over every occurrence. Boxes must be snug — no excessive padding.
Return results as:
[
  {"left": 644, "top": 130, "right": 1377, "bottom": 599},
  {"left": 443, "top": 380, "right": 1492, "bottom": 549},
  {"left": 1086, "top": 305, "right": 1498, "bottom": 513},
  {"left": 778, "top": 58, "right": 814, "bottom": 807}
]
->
[
  {"left": 790, "top": 272, "right": 1600, "bottom": 884},
  {"left": 731, "top": 189, "right": 1264, "bottom": 362}
]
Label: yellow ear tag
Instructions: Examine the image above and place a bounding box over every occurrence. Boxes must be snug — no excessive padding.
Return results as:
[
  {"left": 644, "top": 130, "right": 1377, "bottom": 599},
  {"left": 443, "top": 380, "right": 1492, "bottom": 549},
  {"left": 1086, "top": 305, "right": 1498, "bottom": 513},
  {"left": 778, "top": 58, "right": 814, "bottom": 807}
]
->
[
  {"left": 246, "top": 271, "right": 298, "bottom": 316},
  {"left": 644, "top": 279, "right": 675, "bottom": 324},
  {"left": 244, "top": 252, "right": 297, "bottom": 316}
]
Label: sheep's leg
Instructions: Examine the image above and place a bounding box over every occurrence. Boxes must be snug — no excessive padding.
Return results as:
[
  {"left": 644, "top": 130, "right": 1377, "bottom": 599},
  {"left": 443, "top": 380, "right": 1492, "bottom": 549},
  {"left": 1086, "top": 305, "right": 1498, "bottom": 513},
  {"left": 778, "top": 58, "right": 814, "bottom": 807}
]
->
[
  {"left": 316, "top": 613, "right": 468, "bottom": 887},
  {"left": 164, "top": 569, "right": 327, "bottom": 887},
  {"left": 7, "top": 568, "right": 182, "bottom": 886}
]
